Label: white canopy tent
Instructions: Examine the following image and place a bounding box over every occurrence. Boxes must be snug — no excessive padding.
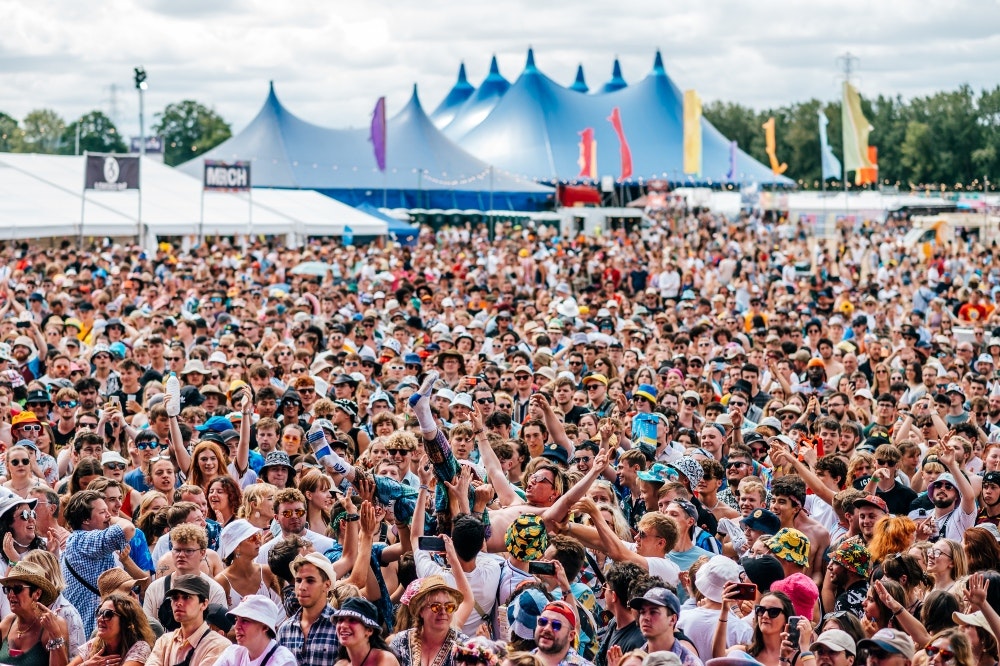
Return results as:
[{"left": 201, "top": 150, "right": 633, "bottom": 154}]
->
[{"left": 0, "top": 153, "right": 388, "bottom": 240}]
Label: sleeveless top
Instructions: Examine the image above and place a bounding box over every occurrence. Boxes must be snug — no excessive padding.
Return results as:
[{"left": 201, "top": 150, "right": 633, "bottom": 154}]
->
[
  {"left": 221, "top": 568, "right": 283, "bottom": 613},
  {"left": 0, "top": 635, "right": 49, "bottom": 666}
]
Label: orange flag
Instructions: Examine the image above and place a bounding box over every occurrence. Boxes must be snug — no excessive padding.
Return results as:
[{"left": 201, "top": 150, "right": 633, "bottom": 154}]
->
[
  {"left": 578, "top": 128, "right": 597, "bottom": 179},
  {"left": 762, "top": 117, "right": 788, "bottom": 175},
  {"left": 856, "top": 146, "right": 878, "bottom": 185}
]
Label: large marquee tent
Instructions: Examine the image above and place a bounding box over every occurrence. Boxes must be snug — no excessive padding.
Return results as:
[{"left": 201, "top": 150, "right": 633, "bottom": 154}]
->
[{"left": 182, "top": 83, "right": 553, "bottom": 211}]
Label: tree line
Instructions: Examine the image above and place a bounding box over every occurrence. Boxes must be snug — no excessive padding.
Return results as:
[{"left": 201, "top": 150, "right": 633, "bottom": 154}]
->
[
  {"left": 0, "top": 101, "right": 231, "bottom": 167},
  {"left": 703, "top": 83, "right": 1000, "bottom": 190}
]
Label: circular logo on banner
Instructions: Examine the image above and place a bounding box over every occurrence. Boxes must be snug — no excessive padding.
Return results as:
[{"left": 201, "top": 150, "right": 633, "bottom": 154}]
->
[{"left": 103, "top": 157, "right": 120, "bottom": 183}]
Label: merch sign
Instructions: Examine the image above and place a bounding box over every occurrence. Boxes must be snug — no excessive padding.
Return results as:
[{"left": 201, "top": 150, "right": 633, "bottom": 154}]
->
[
  {"left": 204, "top": 160, "right": 251, "bottom": 192},
  {"left": 85, "top": 154, "right": 140, "bottom": 191}
]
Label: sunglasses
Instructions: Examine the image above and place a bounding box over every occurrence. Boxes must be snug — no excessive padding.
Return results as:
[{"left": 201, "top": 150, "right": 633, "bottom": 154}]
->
[
  {"left": 136, "top": 442, "right": 161, "bottom": 450},
  {"left": 586, "top": 385, "right": 601, "bottom": 391},
  {"left": 876, "top": 459, "right": 896, "bottom": 467},
  {"left": 2, "top": 584, "right": 32, "bottom": 596},
  {"left": 8, "top": 459, "right": 30, "bottom": 467},
  {"left": 536, "top": 616, "right": 564, "bottom": 631},
  {"left": 924, "top": 647, "right": 955, "bottom": 662},
  {"left": 387, "top": 448, "right": 410, "bottom": 456},
  {"left": 476, "top": 397, "right": 495, "bottom": 405},
  {"left": 683, "top": 399, "right": 698, "bottom": 407},
  {"left": 280, "top": 509, "right": 306, "bottom": 518},
  {"left": 497, "top": 403, "right": 512, "bottom": 409},
  {"left": 754, "top": 605, "right": 785, "bottom": 618},
  {"left": 17, "top": 509, "right": 36, "bottom": 521},
  {"left": 515, "top": 374, "right": 531, "bottom": 380},
  {"left": 58, "top": 400, "right": 78, "bottom": 408},
  {"left": 17, "top": 424, "right": 42, "bottom": 433},
  {"left": 726, "top": 461, "right": 749, "bottom": 469},
  {"left": 96, "top": 609, "right": 120, "bottom": 621},
  {"left": 427, "top": 602, "right": 457, "bottom": 614},
  {"left": 729, "top": 400, "right": 747, "bottom": 408},
  {"left": 104, "top": 462, "right": 126, "bottom": 471}
]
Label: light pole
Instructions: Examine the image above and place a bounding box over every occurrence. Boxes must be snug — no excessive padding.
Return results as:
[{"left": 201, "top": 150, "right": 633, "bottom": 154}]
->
[{"left": 133, "top": 67, "right": 147, "bottom": 156}]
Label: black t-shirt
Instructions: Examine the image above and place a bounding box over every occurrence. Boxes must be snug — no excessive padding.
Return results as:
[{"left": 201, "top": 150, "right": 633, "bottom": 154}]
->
[
  {"left": 52, "top": 425, "right": 75, "bottom": 449},
  {"left": 835, "top": 580, "right": 869, "bottom": 619},
  {"left": 597, "top": 620, "right": 645, "bottom": 666},
  {"left": 561, "top": 404, "right": 588, "bottom": 426},
  {"left": 110, "top": 386, "right": 146, "bottom": 416},
  {"left": 875, "top": 482, "right": 918, "bottom": 516}
]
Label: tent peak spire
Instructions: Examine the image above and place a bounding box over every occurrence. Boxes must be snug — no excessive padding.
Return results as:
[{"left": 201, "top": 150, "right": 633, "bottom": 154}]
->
[
  {"left": 525, "top": 47, "right": 537, "bottom": 71},
  {"left": 457, "top": 62, "right": 469, "bottom": 85},
  {"left": 600, "top": 57, "right": 627, "bottom": 93},
  {"left": 488, "top": 55, "right": 501, "bottom": 76},
  {"left": 570, "top": 64, "right": 589, "bottom": 93},
  {"left": 653, "top": 50, "right": 665, "bottom": 74}
]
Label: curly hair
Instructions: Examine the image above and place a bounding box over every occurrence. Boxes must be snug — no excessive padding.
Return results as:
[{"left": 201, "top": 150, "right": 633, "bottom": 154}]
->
[{"left": 206, "top": 475, "right": 242, "bottom": 524}]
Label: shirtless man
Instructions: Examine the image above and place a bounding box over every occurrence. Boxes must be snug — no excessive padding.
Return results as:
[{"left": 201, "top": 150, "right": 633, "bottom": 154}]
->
[{"left": 770, "top": 474, "right": 830, "bottom": 587}]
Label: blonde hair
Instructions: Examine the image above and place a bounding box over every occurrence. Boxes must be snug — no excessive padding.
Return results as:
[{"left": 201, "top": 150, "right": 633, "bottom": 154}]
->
[
  {"left": 22, "top": 550, "right": 64, "bottom": 593},
  {"left": 239, "top": 482, "right": 278, "bottom": 519}
]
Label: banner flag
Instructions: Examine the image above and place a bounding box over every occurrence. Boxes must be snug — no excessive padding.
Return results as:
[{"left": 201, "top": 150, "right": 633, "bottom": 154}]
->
[
  {"left": 761, "top": 117, "right": 787, "bottom": 175},
  {"left": 577, "top": 128, "right": 597, "bottom": 179},
  {"left": 606, "top": 107, "right": 633, "bottom": 180},
  {"left": 727, "top": 140, "right": 737, "bottom": 180},
  {"left": 84, "top": 154, "right": 140, "bottom": 191},
  {"left": 370, "top": 97, "right": 387, "bottom": 172},
  {"left": 842, "top": 81, "right": 875, "bottom": 174},
  {"left": 683, "top": 90, "right": 702, "bottom": 175},
  {"left": 856, "top": 146, "right": 879, "bottom": 185},
  {"left": 818, "top": 109, "right": 842, "bottom": 181}
]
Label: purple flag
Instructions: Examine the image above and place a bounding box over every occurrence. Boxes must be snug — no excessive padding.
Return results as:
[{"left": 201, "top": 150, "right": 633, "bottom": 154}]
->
[
  {"left": 726, "top": 140, "right": 737, "bottom": 180},
  {"left": 370, "top": 97, "right": 386, "bottom": 172}
]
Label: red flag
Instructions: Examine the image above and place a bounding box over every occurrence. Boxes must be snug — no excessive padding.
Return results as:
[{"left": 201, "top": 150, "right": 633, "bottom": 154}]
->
[
  {"left": 607, "top": 107, "right": 633, "bottom": 180},
  {"left": 577, "top": 128, "right": 597, "bottom": 179},
  {"left": 856, "top": 146, "right": 878, "bottom": 185}
]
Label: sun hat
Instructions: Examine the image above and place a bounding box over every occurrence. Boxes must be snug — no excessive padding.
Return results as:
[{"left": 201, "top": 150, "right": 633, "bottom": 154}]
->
[
  {"left": 100, "top": 451, "right": 129, "bottom": 467},
  {"left": 637, "top": 463, "right": 677, "bottom": 484},
  {"left": 695, "top": 555, "right": 741, "bottom": 603},
  {"left": 291, "top": 552, "right": 336, "bottom": 583},
  {"left": 219, "top": 519, "right": 261, "bottom": 561},
  {"left": 408, "top": 574, "right": 464, "bottom": 610},
  {"left": 928, "top": 472, "right": 961, "bottom": 496},
  {"left": 97, "top": 568, "right": 148, "bottom": 598},
  {"left": 260, "top": 451, "right": 297, "bottom": 481},
  {"left": 331, "top": 596, "right": 382, "bottom": 632},
  {"left": 226, "top": 594, "right": 284, "bottom": 635},
  {"left": 829, "top": 541, "right": 872, "bottom": 578},
  {"left": 706, "top": 653, "right": 765, "bottom": 666},
  {"left": 953, "top": 611, "right": 996, "bottom": 639},
  {"left": 0, "top": 561, "right": 57, "bottom": 605},
  {"left": 770, "top": 573, "right": 819, "bottom": 620},
  {"left": 766, "top": 528, "right": 810, "bottom": 567},
  {"left": 504, "top": 514, "right": 548, "bottom": 561}
]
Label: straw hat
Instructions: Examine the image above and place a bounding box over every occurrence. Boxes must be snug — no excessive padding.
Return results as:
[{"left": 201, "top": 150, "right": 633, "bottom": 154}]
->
[
  {"left": 1, "top": 561, "right": 57, "bottom": 605},
  {"left": 409, "top": 575, "right": 464, "bottom": 612}
]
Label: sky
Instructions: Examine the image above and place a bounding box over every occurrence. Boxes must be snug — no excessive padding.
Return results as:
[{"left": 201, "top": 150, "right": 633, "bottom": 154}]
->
[{"left": 1, "top": 0, "right": 999, "bottom": 139}]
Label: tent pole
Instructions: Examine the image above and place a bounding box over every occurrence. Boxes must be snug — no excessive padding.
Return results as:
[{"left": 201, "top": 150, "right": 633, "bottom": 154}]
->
[
  {"left": 79, "top": 151, "right": 87, "bottom": 248},
  {"left": 199, "top": 184, "right": 205, "bottom": 246}
]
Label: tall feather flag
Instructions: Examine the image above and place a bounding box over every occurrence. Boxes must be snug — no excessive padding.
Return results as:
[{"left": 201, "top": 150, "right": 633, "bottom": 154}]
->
[
  {"left": 842, "top": 81, "right": 875, "bottom": 175},
  {"left": 577, "top": 128, "right": 597, "bottom": 179},
  {"left": 606, "top": 108, "right": 633, "bottom": 180},
  {"left": 761, "top": 117, "right": 787, "bottom": 175},
  {"left": 726, "top": 140, "right": 737, "bottom": 180},
  {"left": 818, "top": 109, "right": 842, "bottom": 181},
  {"left": 683, "top": 90, "right": 702, "bottom": 175},
  {"left": 370, "top": 97, "right": 386, "bottom": 172}
]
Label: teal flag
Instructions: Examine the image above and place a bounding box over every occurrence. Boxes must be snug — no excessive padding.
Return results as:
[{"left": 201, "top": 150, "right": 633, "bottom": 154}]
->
[{"left": 818, "top": 110, "right": 842, "bottom": 181}]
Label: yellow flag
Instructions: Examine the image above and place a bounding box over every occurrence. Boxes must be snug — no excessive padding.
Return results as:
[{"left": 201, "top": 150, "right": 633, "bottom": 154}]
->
[
  {"left": 683, "top": 90, "right": 702, "bottom": 175},
  {"left": 762, "top": 117, "right": 788, "bottom": 175},
  {"left": 842, "top": 81, "right": 875, "bottom": 173}
]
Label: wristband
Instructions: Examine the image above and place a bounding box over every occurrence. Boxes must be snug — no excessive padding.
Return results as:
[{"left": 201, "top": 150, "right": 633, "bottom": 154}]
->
[
  {"left": 420, "top": 484, "right": 432, "bottom": 492},
  {"left": 343, "top": 513, "right": 361, "bottom": 522},
  {"left": 46, "top": 638, "right": 66, "bottom": 651}
]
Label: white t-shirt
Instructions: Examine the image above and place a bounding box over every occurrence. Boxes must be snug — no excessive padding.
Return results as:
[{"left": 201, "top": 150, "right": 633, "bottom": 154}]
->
[
  {"left": 213, "top": 641, "right": 298, "bottom": 666},
  {"left": 805, "top": 495, "right": 839, "bottom": 535},
  {"left": 625, "top": 542, "right": 680, "bottom": 585},
  {"left": 677, "top": 606, "right": 753, "bottom": 662},
  {"left": 414, "top": 550, "right": 504, "bottom": 636}
]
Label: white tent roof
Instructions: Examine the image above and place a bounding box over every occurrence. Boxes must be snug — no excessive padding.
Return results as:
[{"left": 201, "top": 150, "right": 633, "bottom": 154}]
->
[{"left": 0, "top": 153, "right": 388, "bottom": 239}]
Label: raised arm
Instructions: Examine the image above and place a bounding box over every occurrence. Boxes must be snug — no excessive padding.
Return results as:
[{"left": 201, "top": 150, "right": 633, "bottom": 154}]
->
[
  {"left": 343, "top": 501, "right": 377, "bottom": 590},
  {"left": 164, "top": 394, "right": 190, "bottom": 475},
  {"left": 942, "top": 437, "right": 976, "bottom": 514},
  {"left": 569, "top": 497, "right": 645, "bottom": 569},
  {"left": 774, "top": 449, "right": 836, "bottom": 505},
  {"left": 234, "top": 387, "right": 252, "bottom": 477},
  {"left": 442, "top": 534, "right": 475, "bottom": 629},
  {"left": 540, "top": 449, "right": 610, "bottom": 526},
  {"left": 470, "top": 405, "right": 520, "bottom": 506},
  {"left": 533, "top": 394, "right": 573, "bottom": 457}
]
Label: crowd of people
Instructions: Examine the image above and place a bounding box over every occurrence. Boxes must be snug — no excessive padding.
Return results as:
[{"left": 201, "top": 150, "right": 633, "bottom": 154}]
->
[{"left": 0, "top": 208, "right": 997, "bottom": 666}]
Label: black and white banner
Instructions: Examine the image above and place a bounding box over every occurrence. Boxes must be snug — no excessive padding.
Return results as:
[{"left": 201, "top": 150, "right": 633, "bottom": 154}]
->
[
  {"left": 204, "top": 160, "right": 251, "bottom": 192},
  {"left": 85, "top": 154, "right": 140, "bottom": 191}
]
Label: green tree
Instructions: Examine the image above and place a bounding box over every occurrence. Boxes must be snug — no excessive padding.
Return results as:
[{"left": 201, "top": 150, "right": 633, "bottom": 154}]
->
[
  {"left": 18, "top": 108, "right": 65, "bottom": 154},
  {"left": 900, "top": 121, "right": 934, "bottom": 185},
  {"left": 62, "top": 110, "right": 127, "bottom": 154},
  {"left": 0, "top": 112, "right": 19, "bottom": 152},
  {"left": 153, "top": 100, "right": 232, "bottom": 166}
]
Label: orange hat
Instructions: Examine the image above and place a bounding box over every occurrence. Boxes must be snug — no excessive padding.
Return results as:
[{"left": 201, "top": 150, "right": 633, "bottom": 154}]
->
[
  {"left": 807, "top": 358, "right": 826, "bottom": 369},
  {"left": 11, "top": 411, "right": 40, "bottom": 427}
]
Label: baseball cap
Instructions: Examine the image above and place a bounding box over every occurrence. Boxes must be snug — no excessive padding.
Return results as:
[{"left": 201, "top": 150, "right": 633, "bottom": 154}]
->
[
  {"left": 628, "top": 587, "right": 681, "bottom": 615},
  {"left": 854, "top": 495, "right": 888, "bottom": 514},
  {"left": 857, "top": 629, "right": 915, "bottom": 660},
  {"left": 810, "top": 629, "right": 857, "bottom": 655},
  {"left": 166, "top": 574, "right": 211, "bottom": 600}
]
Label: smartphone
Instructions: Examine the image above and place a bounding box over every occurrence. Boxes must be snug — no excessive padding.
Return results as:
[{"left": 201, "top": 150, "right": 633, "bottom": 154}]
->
[
  {"left": 465, "top": 376, "right": 478, "bottom": 386},
  {"left": 111, "top": 396, "right": 121, "bottom": 407},
  {"left": 528, "top": 561, "right": 556, "bottom": 576},
  {"left": 787, "top": 616, "right": 803, "bottom": 646},
  {"left": 732, "top": 583, "right": 758, "bottom": 601},
  {"left": 264, "top": 327, "right": 273, "bottom": 337},
  {"left": 418, "top": 536, "right": 446, "bottom": 552},
  {"left": 15, "top": 321, "right": 29, "bottom": 329}
]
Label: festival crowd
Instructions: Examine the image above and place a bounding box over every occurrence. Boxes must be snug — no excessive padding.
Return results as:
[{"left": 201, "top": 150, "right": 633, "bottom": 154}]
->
[{"left": 0, "top": 211, "right": 997, "bottom": 666}]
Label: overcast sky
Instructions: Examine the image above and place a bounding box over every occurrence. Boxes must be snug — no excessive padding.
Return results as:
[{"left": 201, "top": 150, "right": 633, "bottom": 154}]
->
[{"left": 2, "top": 0, "right": 999, "bottom": 139}]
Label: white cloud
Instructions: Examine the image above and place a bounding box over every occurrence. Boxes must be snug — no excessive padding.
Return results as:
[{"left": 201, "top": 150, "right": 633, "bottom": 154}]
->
[{"left": 0, "top": 0, "right": 997, "bottom": 140}]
